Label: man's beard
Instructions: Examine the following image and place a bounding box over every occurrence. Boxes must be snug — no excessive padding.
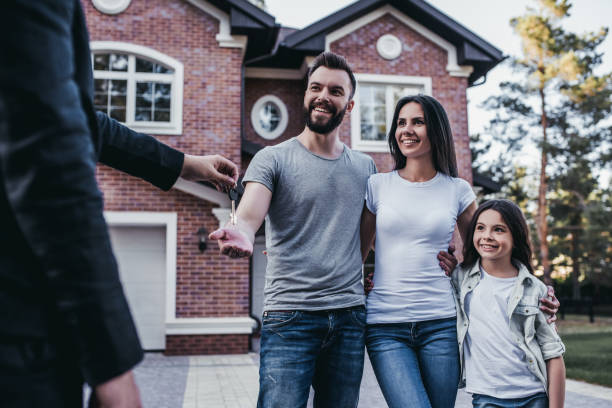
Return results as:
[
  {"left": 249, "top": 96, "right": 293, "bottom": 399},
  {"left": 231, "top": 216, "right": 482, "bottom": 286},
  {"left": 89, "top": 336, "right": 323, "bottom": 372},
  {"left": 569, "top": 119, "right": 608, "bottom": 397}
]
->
[{"left": 304, "top": 100, "right": 347, "bottom": 134}]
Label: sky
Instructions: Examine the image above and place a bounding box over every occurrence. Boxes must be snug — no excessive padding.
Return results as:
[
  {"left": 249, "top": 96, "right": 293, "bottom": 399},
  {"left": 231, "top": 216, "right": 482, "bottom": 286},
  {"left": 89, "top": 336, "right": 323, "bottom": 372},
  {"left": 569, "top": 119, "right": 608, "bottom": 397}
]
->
[{"left": 264, "top": 0, "right": 612, "bottom": 137}]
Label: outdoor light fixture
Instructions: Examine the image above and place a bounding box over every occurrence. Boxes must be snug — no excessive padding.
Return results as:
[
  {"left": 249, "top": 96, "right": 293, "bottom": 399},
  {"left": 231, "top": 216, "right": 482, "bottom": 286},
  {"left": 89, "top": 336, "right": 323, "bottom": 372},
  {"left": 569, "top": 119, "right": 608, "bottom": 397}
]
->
[{"left": 197, "top": 227, "right": 208, "bottom": 252}]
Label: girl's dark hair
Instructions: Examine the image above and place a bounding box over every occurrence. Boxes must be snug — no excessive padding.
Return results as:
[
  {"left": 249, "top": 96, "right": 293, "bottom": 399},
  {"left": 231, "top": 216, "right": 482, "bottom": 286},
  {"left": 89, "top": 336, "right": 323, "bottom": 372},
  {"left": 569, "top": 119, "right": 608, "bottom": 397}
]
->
[
  {"left": 388, "top": 94, "right": 458, "bottom": 177},
  {"left": 462, "top": 199, "right": 534, "bottom": 274}
]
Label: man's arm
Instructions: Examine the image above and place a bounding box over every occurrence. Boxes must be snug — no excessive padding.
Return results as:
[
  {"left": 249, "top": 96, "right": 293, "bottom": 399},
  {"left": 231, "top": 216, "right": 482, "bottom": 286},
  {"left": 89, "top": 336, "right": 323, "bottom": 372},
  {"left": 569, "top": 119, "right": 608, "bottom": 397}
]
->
[
  {"left": 209, "top": 182, "right": 272, "bottom": 258},
  {"left": 96, "top": 112, "right": 238, "bottom": 190}
]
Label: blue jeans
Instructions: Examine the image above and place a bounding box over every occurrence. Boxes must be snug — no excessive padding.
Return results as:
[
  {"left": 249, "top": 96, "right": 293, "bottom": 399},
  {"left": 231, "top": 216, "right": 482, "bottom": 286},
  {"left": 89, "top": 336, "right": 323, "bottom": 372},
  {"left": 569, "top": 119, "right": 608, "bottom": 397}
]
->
[
  {"left": 472, "top": 392, "right": 548, "bottom": 407},
  {"left": 366, "top": 317, "right": 460, "bottom": 408},
  {"left": 257, "top": 306, "right": 366, "bottom": 408}
]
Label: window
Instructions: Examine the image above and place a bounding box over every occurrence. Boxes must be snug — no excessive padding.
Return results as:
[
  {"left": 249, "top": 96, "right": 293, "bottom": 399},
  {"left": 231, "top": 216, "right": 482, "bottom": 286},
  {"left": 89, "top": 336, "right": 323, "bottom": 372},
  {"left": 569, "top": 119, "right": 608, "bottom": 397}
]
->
[
  {"left": 351, "top": 74, "right": 432, "bottom": 152},
  {"left": 91, "top": 42, "right": 183, "bottom": 135},
  {"left": 250, "top": 95, "right": 288, "bottom": 140}
]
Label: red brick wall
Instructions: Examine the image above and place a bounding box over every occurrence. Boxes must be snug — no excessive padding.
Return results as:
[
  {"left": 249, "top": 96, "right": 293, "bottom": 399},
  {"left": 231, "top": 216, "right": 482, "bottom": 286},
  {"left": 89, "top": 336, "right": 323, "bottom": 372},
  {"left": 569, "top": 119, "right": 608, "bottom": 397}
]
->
[
  {"left": 331, "top": 13, "right": 473, "bottom": 181},
  {"left": 165, "top": 334, "right": 248, "bottom": 355},
  {"left": 84, "top": 0, "right": 249, "bottom": 354},
  {"left": 244, "top": 78, "right": 305, "bottom": 146}
]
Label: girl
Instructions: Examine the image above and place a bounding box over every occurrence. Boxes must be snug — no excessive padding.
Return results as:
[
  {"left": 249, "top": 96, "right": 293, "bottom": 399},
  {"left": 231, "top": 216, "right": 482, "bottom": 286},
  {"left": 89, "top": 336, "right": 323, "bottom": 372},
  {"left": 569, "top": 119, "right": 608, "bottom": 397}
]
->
[
  {"left": 452, "top": 199, "right": 566, "bottom": 408},
  {"left": 360, "top": 94, "right": 478, "bottom": 407}
]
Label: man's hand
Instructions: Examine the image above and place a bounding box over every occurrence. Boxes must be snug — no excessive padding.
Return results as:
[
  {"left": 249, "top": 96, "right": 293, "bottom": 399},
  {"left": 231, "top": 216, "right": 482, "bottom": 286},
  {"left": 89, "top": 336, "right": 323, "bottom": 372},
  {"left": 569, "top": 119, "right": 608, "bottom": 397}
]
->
[
  {"left": 209, "top": 227, "right": 253, "bottom": 258},
  {"left": 90, "top": 370, "right": 142, "bottom": 408},
  {"left": 540, "top": 285, "right": 560, "bottom": 324},
  {"left": 437, "top": 244, "right": 457, "bottom": 276},
  {"left": 180, "top": 154, "right": 238, "bottom": 191}
]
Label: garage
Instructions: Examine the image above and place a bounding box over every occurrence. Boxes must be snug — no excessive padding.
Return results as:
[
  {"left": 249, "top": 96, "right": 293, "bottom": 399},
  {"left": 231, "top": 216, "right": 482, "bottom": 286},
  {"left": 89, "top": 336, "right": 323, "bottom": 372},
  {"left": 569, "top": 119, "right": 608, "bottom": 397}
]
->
[{"left": 108, "top": 225, "right": 167, "bottom": 350}]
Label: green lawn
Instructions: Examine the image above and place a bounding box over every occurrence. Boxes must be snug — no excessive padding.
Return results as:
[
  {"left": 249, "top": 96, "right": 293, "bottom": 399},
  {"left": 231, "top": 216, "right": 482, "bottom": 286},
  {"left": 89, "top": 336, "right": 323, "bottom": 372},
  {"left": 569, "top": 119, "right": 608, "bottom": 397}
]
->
[{"left": 558, "top": 315, "right": 612, "bottom": 387}]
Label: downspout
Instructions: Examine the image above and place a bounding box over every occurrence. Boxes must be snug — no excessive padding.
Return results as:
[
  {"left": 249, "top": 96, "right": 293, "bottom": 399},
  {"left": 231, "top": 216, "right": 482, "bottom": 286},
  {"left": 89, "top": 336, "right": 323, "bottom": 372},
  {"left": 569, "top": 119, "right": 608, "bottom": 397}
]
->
[{"left": 242, "top": 63, "right": 262, "bottom": 348}]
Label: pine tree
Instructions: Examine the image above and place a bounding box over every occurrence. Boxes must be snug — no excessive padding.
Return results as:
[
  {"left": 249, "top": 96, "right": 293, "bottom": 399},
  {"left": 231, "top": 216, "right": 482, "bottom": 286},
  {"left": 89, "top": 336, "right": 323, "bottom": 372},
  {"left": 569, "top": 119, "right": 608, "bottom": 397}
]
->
[{"left": 482, "top": 0, "right": 611, "bottom": 284}]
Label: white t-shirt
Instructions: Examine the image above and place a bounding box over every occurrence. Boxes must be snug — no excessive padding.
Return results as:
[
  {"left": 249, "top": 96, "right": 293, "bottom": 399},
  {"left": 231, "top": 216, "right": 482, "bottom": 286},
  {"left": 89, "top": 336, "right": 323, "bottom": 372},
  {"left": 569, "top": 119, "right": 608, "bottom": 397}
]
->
[
  {"left": 365, "top": 171, "right": 475, "bottom": 324},
  {"left": 464, "top": 268, "right": 546, "bottom": 399}
]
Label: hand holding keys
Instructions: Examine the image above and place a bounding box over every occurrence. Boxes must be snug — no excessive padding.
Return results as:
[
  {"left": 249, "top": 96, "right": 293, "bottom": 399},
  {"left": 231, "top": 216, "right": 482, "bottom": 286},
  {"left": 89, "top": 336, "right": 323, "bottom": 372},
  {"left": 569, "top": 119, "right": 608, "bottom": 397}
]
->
[{"left": 208, "top": 183, "right": 253, "bottom": 258}]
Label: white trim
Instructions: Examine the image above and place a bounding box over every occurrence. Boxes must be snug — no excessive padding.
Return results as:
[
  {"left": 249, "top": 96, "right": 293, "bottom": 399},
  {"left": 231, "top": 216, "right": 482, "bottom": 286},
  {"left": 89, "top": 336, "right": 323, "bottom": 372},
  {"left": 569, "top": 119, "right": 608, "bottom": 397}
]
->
[
  {"left": 183, "top": 0, "right": 248, "bottom": 50},
  {"left": 166, "top": 317, "right": 257, "bottom": 335},
  {"left": 91, "top": 42, "right": 184, "bottom": 135},
  {"left": 91, "top": 0, "right": 131, "bottom": 15},
  {"left": 325, "top": 5, "right": 473, "bottom": 77},
  {"left": 104, "top": 211, "right": 178, "bottom": 323},
  {"left": 245, "top": 68, "right": 304, "bottom": 80},
  {"left": 173, "top": 178, "right": 230, "bottom": 207},
  {"left": 250, "top": 95, "right": 289, "bottom": 140},
  {"left": 351, "top": 74, "right": 432, "bottom": 152},
  {"left": 356, "top": 73, "right": 433, "bottom": 90}
]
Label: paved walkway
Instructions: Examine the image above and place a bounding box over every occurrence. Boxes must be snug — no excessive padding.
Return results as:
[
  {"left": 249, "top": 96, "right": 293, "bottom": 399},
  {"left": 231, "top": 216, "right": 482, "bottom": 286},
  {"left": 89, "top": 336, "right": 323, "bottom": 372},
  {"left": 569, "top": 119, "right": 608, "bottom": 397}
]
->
[{"left": 132, "top": 352, "right": 612, "bottom": 407}]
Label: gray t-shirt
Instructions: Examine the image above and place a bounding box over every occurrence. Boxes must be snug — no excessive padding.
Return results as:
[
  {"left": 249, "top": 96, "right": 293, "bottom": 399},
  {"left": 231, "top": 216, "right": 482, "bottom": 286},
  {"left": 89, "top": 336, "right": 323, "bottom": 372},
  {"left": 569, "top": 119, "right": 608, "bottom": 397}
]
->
[{"left": 243, "top": 138, "right": 377, "bottom": 311}]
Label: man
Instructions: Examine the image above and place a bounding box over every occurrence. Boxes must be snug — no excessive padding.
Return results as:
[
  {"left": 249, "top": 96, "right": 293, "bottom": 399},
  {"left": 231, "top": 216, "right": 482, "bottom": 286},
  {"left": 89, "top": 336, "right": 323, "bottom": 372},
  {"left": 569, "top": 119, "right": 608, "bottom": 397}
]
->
[
  {"left": 0, "top": 1, "right": 237, "bottom": 407},
  {"left": 210, "top": 51, "right": 456, "bottom": 407}
]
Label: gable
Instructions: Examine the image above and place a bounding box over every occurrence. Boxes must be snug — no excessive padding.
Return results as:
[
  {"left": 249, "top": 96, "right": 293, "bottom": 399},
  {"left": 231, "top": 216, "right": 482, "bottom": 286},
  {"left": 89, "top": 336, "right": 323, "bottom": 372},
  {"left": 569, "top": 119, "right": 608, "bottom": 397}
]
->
[{"left": 326, "top": 5, "right": 473, "bottom": 78}]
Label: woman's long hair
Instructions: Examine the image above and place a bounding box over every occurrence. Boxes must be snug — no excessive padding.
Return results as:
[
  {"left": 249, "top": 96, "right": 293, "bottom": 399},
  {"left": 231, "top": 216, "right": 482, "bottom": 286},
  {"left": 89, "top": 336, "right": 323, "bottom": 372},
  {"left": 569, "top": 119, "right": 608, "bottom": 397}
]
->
[
  {"left": 387, "top": 94, "right": 458, "bottom": 177},
  {"left": 462, "top": 199, "right": 534, "bottom": 274}
]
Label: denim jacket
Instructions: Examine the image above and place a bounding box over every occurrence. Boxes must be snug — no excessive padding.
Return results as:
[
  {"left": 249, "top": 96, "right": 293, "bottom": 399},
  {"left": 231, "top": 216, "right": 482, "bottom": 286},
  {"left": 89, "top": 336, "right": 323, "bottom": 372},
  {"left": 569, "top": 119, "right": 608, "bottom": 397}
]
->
[{"left": 451, "top": 259, "right": 565, "bottom": 393}]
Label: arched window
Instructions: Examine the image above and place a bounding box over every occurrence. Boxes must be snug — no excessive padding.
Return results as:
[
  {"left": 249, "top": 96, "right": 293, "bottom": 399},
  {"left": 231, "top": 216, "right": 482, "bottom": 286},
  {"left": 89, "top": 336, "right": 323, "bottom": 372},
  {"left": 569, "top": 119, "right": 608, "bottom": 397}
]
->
[{"left": 91, "top": 42, "right": 183, "bottom": 135}]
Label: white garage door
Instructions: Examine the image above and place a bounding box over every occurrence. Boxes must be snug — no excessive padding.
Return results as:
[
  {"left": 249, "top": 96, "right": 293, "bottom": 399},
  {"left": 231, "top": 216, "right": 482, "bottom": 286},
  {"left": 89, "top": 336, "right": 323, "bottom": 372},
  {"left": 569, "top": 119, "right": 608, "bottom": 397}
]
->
[
  {"left": 108, "top": 226, "right": 166, "bottom": 350},
  {"left": 251, "top": 236, "right": 267, "bottom": 322}
]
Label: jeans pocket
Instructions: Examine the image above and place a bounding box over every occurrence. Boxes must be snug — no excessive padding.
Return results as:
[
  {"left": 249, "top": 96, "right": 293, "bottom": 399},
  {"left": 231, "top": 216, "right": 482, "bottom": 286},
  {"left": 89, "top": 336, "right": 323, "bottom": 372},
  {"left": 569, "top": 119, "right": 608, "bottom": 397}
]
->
[
  {"left": 350, "top": 307, "right": 367, "bottom": 328},
  {"left": 262, "top": 311, "right": 301, "bottom": 328}
]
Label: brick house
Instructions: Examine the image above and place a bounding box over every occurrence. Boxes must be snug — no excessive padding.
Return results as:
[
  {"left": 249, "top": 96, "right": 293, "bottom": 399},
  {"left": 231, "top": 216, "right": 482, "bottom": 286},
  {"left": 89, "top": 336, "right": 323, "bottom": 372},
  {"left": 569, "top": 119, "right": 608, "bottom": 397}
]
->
[{"left": 85, "top": 0, "right": 503, "bottom": 355}]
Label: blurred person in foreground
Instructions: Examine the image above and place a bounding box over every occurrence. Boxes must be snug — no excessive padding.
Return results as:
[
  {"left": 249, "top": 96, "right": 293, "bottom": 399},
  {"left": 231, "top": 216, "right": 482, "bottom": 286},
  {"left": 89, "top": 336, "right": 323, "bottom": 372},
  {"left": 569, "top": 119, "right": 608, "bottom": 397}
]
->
[{"left": 0, "top": 1, "right": 238, "bottom": 407}]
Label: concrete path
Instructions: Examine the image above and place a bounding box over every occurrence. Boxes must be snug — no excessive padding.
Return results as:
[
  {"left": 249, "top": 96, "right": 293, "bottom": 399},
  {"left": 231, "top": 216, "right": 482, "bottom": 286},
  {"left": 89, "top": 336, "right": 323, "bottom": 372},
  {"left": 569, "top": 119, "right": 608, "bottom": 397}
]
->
[{"left": 131, "top": 352, "right": 612, "bottom": 407}]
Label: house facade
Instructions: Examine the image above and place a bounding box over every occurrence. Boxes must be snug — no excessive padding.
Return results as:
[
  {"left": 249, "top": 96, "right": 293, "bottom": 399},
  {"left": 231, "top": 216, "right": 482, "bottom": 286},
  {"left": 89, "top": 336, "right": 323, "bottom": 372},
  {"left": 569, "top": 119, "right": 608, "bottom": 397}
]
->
[{"left": 85, "top": 0, "right": 503, "bottom": 355}]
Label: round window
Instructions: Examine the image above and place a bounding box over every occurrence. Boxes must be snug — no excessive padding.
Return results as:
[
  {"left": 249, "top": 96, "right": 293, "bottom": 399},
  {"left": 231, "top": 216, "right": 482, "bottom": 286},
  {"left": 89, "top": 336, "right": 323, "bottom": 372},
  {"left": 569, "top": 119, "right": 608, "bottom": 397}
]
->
[
  {"left": 376, "top": 34, "right": 402, "bottom": 60},
  {"left": 91, "top": 0, "right": 131, "bottom": 15},
  {"left": 251, "top": 95, "right": 288, "bottom": 140}
]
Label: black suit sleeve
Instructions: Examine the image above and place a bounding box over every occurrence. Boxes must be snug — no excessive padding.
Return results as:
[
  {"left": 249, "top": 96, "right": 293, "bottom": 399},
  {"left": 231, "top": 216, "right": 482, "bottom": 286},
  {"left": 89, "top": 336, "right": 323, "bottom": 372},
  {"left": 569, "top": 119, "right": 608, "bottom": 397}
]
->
[
  {"left": 0, "top": 1, "right": 142, "bottom": 386},
  {"left": 96, "top": 112, "right": 184, "bottom": 191}
]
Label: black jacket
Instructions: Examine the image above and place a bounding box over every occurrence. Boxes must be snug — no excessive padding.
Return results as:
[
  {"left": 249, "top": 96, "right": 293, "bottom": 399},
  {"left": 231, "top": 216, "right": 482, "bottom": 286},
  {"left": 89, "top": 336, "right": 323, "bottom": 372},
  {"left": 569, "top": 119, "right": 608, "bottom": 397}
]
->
[{"left": 0, "top": 1, "right": 183, "bottom": 386}]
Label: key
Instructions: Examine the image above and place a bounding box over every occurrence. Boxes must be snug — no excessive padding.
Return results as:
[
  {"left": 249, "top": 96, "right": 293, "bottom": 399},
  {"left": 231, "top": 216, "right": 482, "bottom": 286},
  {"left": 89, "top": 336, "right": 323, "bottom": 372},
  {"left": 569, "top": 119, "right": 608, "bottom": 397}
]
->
[{"left": 228, "top": 187, "right": 239, "bottom": 226}]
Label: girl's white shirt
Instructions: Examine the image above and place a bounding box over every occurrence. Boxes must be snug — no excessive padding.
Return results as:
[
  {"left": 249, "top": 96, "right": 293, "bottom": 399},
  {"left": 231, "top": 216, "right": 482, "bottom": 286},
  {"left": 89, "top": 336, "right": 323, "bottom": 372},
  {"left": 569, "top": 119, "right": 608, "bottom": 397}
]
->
[
  {"left": 452, "top": 259, "right": 566, "bottom": 396},
  {"left": 464, "top": 267, "right": 546, "bottom": 399}
]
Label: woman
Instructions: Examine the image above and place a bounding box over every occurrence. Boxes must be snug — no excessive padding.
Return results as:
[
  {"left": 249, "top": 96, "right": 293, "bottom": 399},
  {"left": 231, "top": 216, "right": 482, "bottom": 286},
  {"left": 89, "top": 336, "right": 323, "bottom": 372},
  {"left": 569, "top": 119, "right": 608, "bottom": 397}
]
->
[{"left": 360, "top": 94, "right": 477, "bottom": 408}]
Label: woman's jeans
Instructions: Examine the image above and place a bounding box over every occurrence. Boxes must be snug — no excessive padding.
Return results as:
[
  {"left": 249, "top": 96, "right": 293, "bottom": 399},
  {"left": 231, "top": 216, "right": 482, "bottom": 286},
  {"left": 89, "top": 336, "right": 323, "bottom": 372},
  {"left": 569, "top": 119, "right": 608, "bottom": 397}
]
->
[
  {"left": 257, "top": 306, "right": 366, "bottom": 408},
  {"left": 472, "top": 392, "right": 548, "bottom": 408},
  {"left": 366, "top": 317, "right": 460, "bottom": 408}
]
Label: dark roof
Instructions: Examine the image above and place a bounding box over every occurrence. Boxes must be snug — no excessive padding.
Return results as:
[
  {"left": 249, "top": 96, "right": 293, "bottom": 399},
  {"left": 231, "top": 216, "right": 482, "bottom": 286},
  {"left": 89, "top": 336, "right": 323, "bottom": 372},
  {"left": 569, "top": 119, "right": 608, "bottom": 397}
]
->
[
  {"left": 249, "top": 0, "right": 504, "bottom": 86},
  {"left": 208, "top": 0, "right": 280, "bottom": 60},
  {"left": 472, "top": 172, "right": 501, "bottom": 194}
]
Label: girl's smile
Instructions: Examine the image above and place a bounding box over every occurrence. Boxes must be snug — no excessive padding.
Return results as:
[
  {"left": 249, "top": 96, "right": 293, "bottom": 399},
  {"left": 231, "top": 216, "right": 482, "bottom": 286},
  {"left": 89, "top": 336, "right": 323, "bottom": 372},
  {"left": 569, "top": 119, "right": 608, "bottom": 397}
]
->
[{"left": 473, "top": 209, "right": 514, "bottom": 264}]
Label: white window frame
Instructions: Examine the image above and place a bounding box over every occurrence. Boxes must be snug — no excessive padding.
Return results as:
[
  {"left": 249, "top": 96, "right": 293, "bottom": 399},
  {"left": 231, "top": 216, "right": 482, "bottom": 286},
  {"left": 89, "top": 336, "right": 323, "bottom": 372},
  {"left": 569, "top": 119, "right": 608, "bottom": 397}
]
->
[
  {"left": 351, "top": 74, "right": 432, "bottom": 152},
  {"left": 91, "top": 42, "right": 184, "bottom": 135},
  {"left": 250, "top": 95, "right": 289, "bottom": 140}
]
